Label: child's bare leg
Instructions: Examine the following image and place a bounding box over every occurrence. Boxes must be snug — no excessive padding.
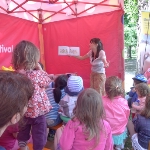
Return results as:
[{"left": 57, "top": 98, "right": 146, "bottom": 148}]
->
[
  {"left": 54, "top": 126, "right": 64, "bottom": 150},
  {"left": 127, "top": 120, "right": 136, "bottom": 137}
]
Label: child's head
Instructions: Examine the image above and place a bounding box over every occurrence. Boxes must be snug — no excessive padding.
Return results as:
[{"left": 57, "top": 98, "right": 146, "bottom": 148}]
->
[
  {"left": 54, "top": 75, "right": 68, "bottom": 89},
  {"left": 105, "top": 76, "right": 124, "bottom": 99},
  {"left": 135, "top": 83, "right": 150, "bottom": 98},
  {"left": 65, "top": 75, "right": 83, "bottom": 96},
  {"left": 12, "top": 40, "right": 40, "bottom": 70},
  {"left": 73, "top": 88, "right": 105, "bottom": 145},
  {"left": 53, "top": 75, "right": 68, "bottom": 103},
  {"left": 132, "top": 74, "right": 147, "bottom": 85},
  {"left": 0, "top": 71, "right": 34, "bottom": 133}
]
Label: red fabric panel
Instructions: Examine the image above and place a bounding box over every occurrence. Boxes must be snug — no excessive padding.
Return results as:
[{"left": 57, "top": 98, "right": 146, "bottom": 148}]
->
[
  {"left": 43, "top": 10, "right": 124, "bottom": 88},
  {"left": 0, "top": 13, "right": 40, "bottom": 68}
]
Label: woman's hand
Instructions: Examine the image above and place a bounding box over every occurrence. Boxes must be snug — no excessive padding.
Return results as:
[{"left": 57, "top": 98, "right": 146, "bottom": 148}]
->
[{"left": 104, "top": 61, "right": 109, "bottom": 68}]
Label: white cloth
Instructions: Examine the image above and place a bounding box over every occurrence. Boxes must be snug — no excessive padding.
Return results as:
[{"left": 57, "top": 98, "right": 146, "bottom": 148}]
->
[
  {"left": 59, "top": 94, "right": 77, "bottom": 118},
  {"left": 87, "top": 50, "right": 106, "bottom": 73},
  {"left": 132, "top": 133, "right": 147, "bottom": 150}
]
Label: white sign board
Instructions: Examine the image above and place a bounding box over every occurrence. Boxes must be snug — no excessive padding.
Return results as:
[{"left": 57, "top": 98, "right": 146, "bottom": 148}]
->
[{"left": 58, "top": 46, "right": 80, "bottom": 56}]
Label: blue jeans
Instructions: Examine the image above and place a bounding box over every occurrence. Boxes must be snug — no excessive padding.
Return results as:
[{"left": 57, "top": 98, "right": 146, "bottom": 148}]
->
[
  {"left": 0, "top": 146, "right": 6, "bottom": 150},
  {"left": 46, "top": 115, "right": 62, "bottom": 127}
]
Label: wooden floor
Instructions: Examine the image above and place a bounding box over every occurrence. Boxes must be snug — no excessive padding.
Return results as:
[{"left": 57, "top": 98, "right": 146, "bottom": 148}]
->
[{"left": 45, "top": 140, "right": 54, "bottom": 150}]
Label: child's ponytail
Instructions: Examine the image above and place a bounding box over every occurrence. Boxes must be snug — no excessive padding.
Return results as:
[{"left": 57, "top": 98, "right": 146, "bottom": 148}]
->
[
  {"left": 53, "top": 75, "right": 68, "bottom": 103},
  {"left": 53, "top": 88, "right": 62, "bottom": 103}
]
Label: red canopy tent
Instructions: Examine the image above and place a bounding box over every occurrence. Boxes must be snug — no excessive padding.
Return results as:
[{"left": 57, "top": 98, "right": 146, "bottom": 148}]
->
[{"left": 0, "top": 0, "right": 124, "bottom": 87}]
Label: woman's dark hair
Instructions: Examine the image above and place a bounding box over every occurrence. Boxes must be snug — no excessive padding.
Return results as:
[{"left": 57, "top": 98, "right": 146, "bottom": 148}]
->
[
  {"left": 90, "top": 38, "right": 103, "bottom": 61},
  {"left": 53, "top": 75, "right": 68, "bottom": 103},
  {"left": 0, "top": 71, "right": 34, "bottom": 128}
]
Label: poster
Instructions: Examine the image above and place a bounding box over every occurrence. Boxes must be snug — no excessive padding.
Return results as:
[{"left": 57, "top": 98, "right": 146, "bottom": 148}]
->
[
  {"left": 58, "top": 46, "right": 80, "bottom": 56},
  {"left": 138, "top": 11, "right": 150, "bottom": 74}
]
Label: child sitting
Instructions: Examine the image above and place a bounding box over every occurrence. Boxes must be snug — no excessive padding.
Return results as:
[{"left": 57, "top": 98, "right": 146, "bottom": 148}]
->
[
  {"left": 0, "top": 124, "right": 19, "bottom": 150},
  {"left": 54, "top": 88, "right": 113, "bottom": 150},
  {"left": 0, "top": 124, "right": 32, "bottom": 150},
  {"left": 59, "top": 75, "right": 83, "bottom": 122},
  {"left": 132, "top": 83, "right": 149, "bottom": 115},
  {"left": 127, "top": 88, "right": 150, "bottom": 150},
  {"left": 102, "top": 76, "right": 130, "bottom": 150},
  {"left": 127, "top": 74, "right": 147, "bottom": 108},
  {"left": 45, "top": 75, "right": 68, "bottom": 127}
]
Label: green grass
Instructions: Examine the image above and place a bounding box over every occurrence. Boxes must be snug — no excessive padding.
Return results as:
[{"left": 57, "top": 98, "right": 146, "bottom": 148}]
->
[{"left": 124, "top": 137, "right": 132, "bottom": 150}]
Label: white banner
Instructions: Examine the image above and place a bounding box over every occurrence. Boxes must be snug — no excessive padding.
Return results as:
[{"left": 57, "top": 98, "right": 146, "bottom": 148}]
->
[{"left": 58, "top": 46, "right": 80, "bottom": 56}]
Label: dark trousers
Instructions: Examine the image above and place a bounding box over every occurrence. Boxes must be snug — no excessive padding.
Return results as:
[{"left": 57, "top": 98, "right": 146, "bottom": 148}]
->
[{"left": 17, "top": 115, "right": 47, "bottom": 150}]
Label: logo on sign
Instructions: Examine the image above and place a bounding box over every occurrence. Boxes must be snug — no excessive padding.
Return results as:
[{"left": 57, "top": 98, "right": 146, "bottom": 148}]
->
[{"left": 0, "top": 45, "right": 13, "bottom": 53}]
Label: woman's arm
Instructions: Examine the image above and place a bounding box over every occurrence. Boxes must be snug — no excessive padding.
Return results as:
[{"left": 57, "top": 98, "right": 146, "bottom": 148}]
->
[
  {"left": 74, "top": 54, "right": 89, "bottom": 60},
  {"left": 101, "top": 57, "right": 109, "bottom": 68},
  {"left": 99, "top": 50, "right": 109, "bottom": 67}
]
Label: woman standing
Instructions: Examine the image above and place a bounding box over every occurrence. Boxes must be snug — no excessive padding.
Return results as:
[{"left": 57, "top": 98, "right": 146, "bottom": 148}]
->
[{"left": 75, "top": 38, "right": 109, "bottom": 95}]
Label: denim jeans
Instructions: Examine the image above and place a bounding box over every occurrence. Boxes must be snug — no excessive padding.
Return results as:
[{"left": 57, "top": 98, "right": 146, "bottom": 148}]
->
[
  {"left": 46, "top": 115, "right": 62, "bottom": 127},
  {"left": 0, "top": 146, "right": 6, "bottom": 150}
]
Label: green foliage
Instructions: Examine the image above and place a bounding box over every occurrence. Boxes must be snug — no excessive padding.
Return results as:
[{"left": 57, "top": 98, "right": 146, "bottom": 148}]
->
[{"left": 124, "top": 0, "right": 138, "bottom": 53}]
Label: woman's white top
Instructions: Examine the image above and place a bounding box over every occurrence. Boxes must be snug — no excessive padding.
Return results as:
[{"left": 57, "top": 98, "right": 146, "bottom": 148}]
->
[{"left": 87, "top": 50, "right": 106, "bottom": 74}]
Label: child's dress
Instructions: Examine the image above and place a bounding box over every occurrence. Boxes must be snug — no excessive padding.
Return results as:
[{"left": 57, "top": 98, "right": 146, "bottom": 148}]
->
[
  {"left": 17, "top": 70, "right": 52, "bottom": 150},
  {"left": 59, "top": 119, "right": 113, "bottom": 150},
  {"left": 102, "top": 96, "right": 130, "bottom": 147}
]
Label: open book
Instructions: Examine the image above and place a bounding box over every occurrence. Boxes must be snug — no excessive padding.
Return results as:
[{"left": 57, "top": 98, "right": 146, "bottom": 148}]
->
[{"left": 58, "top": 46, "right": 80, "bottom": 56}]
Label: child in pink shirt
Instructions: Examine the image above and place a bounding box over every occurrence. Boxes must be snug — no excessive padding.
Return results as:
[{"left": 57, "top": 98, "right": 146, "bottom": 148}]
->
[
  {"left": 0, "top": 124, "right": 32, "bottom": 150},
  {"left": 54, "top": 88, "right": 113, "bottom": 150},
  {"left": 102, "top": 76, "right": 130, "bottom": 150},
  {"left": 0, "top": 124, "right": 18, "bottom": 150}
]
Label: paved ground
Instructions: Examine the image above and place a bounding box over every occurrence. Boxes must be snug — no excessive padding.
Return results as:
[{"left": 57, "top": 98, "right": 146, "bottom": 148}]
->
[{"left": 125, "top": 59, "right": 137, "bottom": 92}]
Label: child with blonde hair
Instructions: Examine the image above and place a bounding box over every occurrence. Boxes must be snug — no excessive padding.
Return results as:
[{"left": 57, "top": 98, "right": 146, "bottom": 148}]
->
[
  {"left": 132, "top": 83, "right": 150, "bottom": 114},
  {"left": 54, "top": 88, "right": 113, "bottom": 150},
  {"left": 12, "top": 40, "right": 52, "bottom": 150},
  {"left": 102, "top": 76, "right": 130, "bottom": 150}
]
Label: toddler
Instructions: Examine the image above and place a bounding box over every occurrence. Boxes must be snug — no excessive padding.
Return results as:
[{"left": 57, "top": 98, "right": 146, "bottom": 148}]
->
[
  {"left": 132, "top": 83, "right": 149, "bottom": 114},
  {"left": 0, "top": 124, "right": 18, "bottom": 150},
  {"left": 102, "top": 76, "right": 130, "bottom": 150},
  {"left": 0, "top": 124, "right": 32, "bottom": 150},
  {"left": 59, "top": 75, "right": 83, "bottom": 122},
  {"left": 12, "top": 40, "right": 52, "bottom": 150},
  {"left": 127, "top": 74, "right": 147, "bottom": 108},
  {"left": 54, "top": 88, "right": 113, "bottom": 150},
  {"left": 45, "top": 75, "right": 68, "bottom": 127}
]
